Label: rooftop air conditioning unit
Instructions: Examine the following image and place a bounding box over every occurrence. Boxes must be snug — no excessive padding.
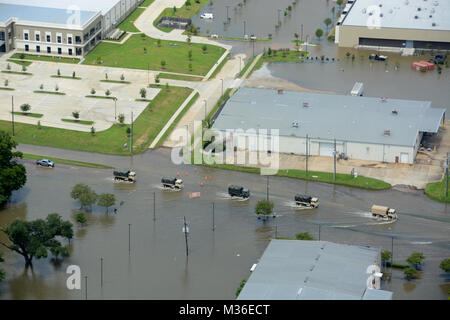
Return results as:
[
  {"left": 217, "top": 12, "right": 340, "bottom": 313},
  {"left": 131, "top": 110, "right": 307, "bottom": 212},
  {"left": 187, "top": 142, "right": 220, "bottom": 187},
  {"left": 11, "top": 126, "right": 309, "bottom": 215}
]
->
[
  {"left": 392, "top": 109, "right": 398, "bottom": 115},
  {"left": 384, "top": 130, "right": 391, "bottom": 136},
  {"left": 277, "top": 89, "right": 284, "bottom": 94},
  {"left": 303, "top": 102, "right": 310, "bottom": 107},
  {"left": 381, "top": 97, "right": 388, "bottom": 102}
]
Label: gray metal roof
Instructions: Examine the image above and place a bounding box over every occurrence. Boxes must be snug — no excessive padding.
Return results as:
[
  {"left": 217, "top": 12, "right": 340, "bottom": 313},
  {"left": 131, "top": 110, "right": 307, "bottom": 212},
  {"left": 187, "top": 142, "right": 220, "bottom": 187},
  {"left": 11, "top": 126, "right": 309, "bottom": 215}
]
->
[
  {"left": 237, "top": 240, "right": 393, "bottom": 300},
  {"left": 363, "top": 288, "right": 394, "bottom": 300},
  {"left": 0, "top": 0, "right": 121, "bottom": 16},
  {"left": 212, "top": 87, "right": 446, "bottom": 147},
  {"left": 342, "top": 0, "right": 450, "bottom": 31},
  {"left": 0, "top": 2, "right": 97, "bottom": 26}
]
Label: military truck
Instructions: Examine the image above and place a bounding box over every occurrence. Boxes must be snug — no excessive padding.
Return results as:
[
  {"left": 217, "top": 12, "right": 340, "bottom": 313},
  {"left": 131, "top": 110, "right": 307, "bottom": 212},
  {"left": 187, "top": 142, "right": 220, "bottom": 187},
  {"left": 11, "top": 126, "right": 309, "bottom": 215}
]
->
[
  {"left": 114, "top": 170, "right": 136, "bottom": 182},
  {"left": 228, "top": 185, "right": 250, "bottom": 199},
  {"left": 295, "top": 194, "right": 319, "bottom": 208},
  {"left": 371, "top": 205, "right": 397, "bottom": 220},
  {"left": 161, "top": 177, "right": 183, "bottom": 190}
]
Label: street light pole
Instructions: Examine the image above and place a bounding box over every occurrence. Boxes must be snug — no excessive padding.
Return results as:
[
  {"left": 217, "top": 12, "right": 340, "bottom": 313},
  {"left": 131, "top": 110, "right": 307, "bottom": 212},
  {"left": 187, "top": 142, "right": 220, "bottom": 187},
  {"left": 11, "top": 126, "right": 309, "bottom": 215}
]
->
[
  {"left": 130, "top": 111, "right": 133, "bottom": 153},
  {"left": 204, "top": 100, "right": 207, "bottom": 120},
  {"left": 266, "top": 176, "right": 269, "bottom": 201},
  {"left": 277, "top": 9, "right": 281, "bottom": 26},
  {"left": 11, "top": 96, "right": 15, "bottom": 136},
  {"left": 333, "top": 138, "right": 337, "bottom": 181},
  {"left": 183, "top": 216, "right": 189, "bottom": 256},
  {"left": 114, "top": 98, "right": 117, "bottom": 121},
  {"left": 243, "top": 21, "right": 246, "bottom": 37},
  {"left": 212, "top": 202, "right": 215, "bottom": 231},
  {"left": 446, "top": 152, "right": 449, "bottom": 197},
  {"left": 305, "top": 134, "right": 309, "bottom": 178},
  {"left": 301, "top": 24, "right": 303, "bottom": 42}
]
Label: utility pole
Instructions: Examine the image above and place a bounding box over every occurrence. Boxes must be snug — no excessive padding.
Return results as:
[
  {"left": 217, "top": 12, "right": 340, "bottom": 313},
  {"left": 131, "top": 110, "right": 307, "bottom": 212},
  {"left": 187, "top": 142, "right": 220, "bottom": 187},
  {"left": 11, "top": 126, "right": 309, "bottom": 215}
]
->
[
  {"left": 114, "top": 98, "right": 117, "bottom": 121},
  {"left": 318, "top": 225, "right": 321, "bottom": 240},
  {"left": 128, "top": 223, "right": 131, "bottom": 253},
  {"left": 274, "top": 224, "right": 277, "bottom": 239},
  {"left": 252, "top": 39, "right": 255, "bottom": 57},
  {"left": 226, "top": 6, "right": 230, "bottom": 21},
  {"left": 153, "top": 192, "right": 156, "bottom": 221},
  {"left": 85, "top": 276, "right": 88, "bottom": 300},
  {"left": 183, "top": 216, "right": 189, "bottom": 256},
  {"left": 243, "top": 21, "right": 246, "bottom": 37},
  {"left": 391, "top": 236, "right": 394, "bottom": 267},
  {"left": 301, "top": 24, "right": 303, "bottom": 42},
  {"left": 11, "top": 96, "right": 15, "bottom": 136},
  {"left": 305, "top": 35, "right": 309, "bottom": 52},
  {"left": 213, "top": 202, "right": 216, "bottom": 231},
  {"left": 100, "top": 257, "right": 103, "bottom": 288},
  {"left": 305, "top": 134, "right": 309, "bottom": 178},
  {"left": 130, "top": 111, "right": 133, "bottom": 153},
  {"left": 333, "top": 138, "right": 337, "bottom": 181},
  {"left": 446, "top": 152, "right": 449, "bottom": 197},
  {"left": 266, "top": 176, "right": 269, "bottom": 201},
  {"left": 277, "top": 9, "right": 281, "bottom": 26}
]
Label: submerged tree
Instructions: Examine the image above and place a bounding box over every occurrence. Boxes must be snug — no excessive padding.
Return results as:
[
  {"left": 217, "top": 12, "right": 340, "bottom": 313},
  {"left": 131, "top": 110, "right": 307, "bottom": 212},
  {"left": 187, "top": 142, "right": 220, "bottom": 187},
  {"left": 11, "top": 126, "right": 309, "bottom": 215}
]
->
[
  {"left": 71, "top": 184, "right": 98, "bottom": 210},
  {"left": 97, "top": 193, "right": 115, "bottom": 213},
  {"left": 0, "top": 213, "right": 73, "bottom": 267},
  {"left": 255, "top": 200, "right": 274, "bottom": 221},
  {"left": 295, "top": 232, "right": 314, "bottom": 240},
  {"left": 0, "top": 131, "right": 27, "bottom": 204}
]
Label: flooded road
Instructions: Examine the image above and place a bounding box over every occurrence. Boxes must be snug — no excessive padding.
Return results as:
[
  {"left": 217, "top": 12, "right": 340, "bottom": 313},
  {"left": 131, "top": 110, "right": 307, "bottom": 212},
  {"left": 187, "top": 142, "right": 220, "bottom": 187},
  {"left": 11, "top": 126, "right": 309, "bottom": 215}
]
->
[{"left": 0, "top": 148, "right": 449, "bottom": 299}]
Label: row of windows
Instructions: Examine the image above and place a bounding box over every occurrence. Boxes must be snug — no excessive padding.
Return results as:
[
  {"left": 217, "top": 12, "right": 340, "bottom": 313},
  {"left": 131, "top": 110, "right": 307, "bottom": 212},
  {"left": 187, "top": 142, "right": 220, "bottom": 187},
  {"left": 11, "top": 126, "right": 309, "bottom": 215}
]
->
[
  {"left": 23, "top": 32, "right": 82, "bottom": 44},
  {"left": 24, "top": 44, "right": 82, "bottom": 56}
]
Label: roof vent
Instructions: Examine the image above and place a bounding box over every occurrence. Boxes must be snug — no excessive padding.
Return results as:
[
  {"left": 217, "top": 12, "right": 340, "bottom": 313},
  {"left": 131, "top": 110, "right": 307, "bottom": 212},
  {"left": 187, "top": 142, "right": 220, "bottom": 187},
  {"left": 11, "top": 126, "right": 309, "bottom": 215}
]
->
[
  {"left": 304, "top": 276, "right": 309, "bottom": 283},
  {"left": 384, "top": 130, "right": 391, "bottom": 136},
  {"left": 381, "top": 97, "right": 388, "bottom": 102},
  {"left": 379, "top": 4, "right": 382, "bottom": 7},
  {"left": 277, "top": 89, "right": 284, "bottom": 94},
  {"left": 292, "top": 120, "right": 299, "bottom": 128},
  {"left": 362, "top": 8, "right": 367, "bottom": 13},
  {"left": 417, "top": 7, "right": 422, "bottom": 11},
  {"left": 303, "top": 102, "right": 310, "bottom": 107},
  {"left": 392, "top": 109, "right": 398, "bottom": 115},
  {"left": 432, "top": 22, "right": 436, "bottom": 26},
  {"left": 414, "top": 15, "right": 419, "bottom": 19},
  {"left": 380, "top": 13, "right": 383, "bottom": 17}
]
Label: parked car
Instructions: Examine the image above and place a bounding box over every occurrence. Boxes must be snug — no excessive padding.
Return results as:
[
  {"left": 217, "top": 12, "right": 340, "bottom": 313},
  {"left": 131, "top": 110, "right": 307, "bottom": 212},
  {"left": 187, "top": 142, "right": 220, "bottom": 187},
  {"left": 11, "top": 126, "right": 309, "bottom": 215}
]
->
[
  {"left": 211, "top": 34, "right": 219, "bottom": 39},
  {"left": 200, "top": 13, "right": 214, "bottom": 19},
  {"left": 36, "top": 159, "right": 55, "bottom": 167}
]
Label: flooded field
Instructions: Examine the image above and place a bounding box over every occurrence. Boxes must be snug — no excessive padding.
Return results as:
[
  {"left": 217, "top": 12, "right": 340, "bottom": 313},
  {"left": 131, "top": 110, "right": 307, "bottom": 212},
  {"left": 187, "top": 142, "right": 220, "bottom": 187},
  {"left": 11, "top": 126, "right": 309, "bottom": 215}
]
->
[{"left": 0, "top": 148, "right": 449, "bottom": 299}]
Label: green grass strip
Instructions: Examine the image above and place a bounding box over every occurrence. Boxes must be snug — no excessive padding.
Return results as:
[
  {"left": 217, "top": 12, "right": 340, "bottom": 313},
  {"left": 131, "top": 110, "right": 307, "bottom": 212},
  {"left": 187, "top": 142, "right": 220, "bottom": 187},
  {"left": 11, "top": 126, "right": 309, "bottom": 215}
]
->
[
  {"left": 117, "top": 7, "right": 146, "bottom": 33},
  {"left": 85, "top": 95, "right": 117, "bottom": 100},
  {"left": 22, "top": 153, "right": 113, "bottom": 169},
  {"left": 208, "top": 53, "right": 230, "bottom": 80},
  {"left": 34, "top": 90, "right": 66, "bottom": 95},
  {"left": 7, "top": 59, "right": 32, "bottom": 67},
  {"left": 10, "top": 53, "right": 80, "bottom": 64},
  {"left": 158, "top": 73, "right": 203, "bottom": 82},
  {"left": 61, "top": 119, "right": 94, "bottom": 125},
  {"left": 51, "top": 75, "right": 82, "bottom": 80},
  {"left": 425, "top": 175, "right": 450, "bottom": 203},
  {"left": 12, "top": 112, "right": 43, "bottom": 118},
  {"left": 2, "top": 71, "right": 32, "bottom": 75},
  {"left": 237, "top": 55, "right": 258, "bottom": 79},
  {"left": 100, "top": 80, "right": 131, "bottom": 84},
  {"left": 0, "top": 87, "right": 15, "bottom": 91}
]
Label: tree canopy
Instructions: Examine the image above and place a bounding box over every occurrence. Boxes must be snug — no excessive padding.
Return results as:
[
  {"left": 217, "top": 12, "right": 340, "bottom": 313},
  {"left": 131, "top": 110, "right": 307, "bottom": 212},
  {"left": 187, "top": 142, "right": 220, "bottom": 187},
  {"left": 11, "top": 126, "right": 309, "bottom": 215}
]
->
[
  {"left": 403, "top": 267, "right": 418, "bottom": 280},
  {"left": 381, "top": 250, "right": 392, "bottom": 263},
  {"left": 439, "top": 258, "right": 450, "bottom": 273},
  {"left": 0, "top": 213, "right": 73, "bottom": 267},
  {"left": 98, "top": 193, "right": 115, "bottom": 212},
  {"left": 406, "top": 252, "right": 426, "bottom": 269},
  {"left": 0, "top": 131, "right": 27, "bottom": 204},
  {"left": 71, "top": 184, "right": 98, "bottom": 210},
  {"left": 255, "top": 200, "right": 274, "bottom": 216}
]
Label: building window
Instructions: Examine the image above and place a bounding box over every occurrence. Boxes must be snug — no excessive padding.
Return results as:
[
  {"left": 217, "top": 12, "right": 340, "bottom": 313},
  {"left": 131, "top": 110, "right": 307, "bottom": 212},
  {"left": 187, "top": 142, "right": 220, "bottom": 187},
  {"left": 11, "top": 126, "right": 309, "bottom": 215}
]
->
[
  {"left": 24, "top": 33, "right": 29, "bottom": 40},
  {"left": 68, "top": 37, "right": 72, "bottom": 44},
  {"left": 75, "top": 36, "right": 81, "bottom": 44},
  {"left": 47, "top": 46, "right": 51, "bottom": 53},
  {"left": 68, "top": 48, "right": 73, "bottom": 55},
  {"left": 36, "top": 45, "right": 40, "bottom": 53},
  {"left": 0, "top": 32, "right": 4, "bottom": 41},
  {"left": 58, "top": 48, "right": 62, "bottom": 54},
  {"left": 57, "top": 36, "right": 62, "bottom": 43},
  {"left": 35, "top": 34, "right": 40, "bottom": 41},
  {"left": 46, "top": 35, "right": 51, "bottom": 42},
  {"left": 25, "top": 44, "right": 29, "bottom": 51},
  {"left": 76, "top": 48, "right": 82, "bottom": 56}
]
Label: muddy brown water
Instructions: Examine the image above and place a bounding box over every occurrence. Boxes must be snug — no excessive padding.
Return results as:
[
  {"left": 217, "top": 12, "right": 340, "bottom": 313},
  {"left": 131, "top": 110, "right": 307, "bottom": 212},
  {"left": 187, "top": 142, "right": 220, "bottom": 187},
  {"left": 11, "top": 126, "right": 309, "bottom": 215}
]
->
[{"left": 0, "top": 148, "right": 449, "bottom": 299}]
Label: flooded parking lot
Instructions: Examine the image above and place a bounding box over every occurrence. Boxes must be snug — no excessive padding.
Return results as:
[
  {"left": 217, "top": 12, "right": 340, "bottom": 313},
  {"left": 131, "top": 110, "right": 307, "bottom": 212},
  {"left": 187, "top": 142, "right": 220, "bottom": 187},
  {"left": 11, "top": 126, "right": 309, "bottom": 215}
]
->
[{"left": 0, "top": 148, "right": 449, "bottom": 299}]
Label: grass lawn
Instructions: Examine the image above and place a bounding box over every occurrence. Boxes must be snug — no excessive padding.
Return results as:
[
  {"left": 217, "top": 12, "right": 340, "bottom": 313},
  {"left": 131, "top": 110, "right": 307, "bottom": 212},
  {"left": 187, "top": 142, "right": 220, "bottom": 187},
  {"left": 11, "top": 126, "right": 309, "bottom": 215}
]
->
[
  {"left": 117, "top": 7, "right": 146, "bottom": 33},
  {"left": 12, "top": 112, "right": 43, "bottom": 118},
  {"left": 141, "top": 0, "right": 155, "bottom": 7},
  {"left": 22, "top": 153, "right": 113, "bottom": 169},
  {"left": 83, "top": 34, "right": 225, "bottom": 76},
  {"left": 203, "top": 163, "right": 391, "bottom": 191},
  {"left": 0, "top": 85, "right": 192, "bottom": 155},
  {"left": 247, "top": 50, "right": 308, "bottom": 77},
  {"left": 425, "top": 176, "right": 450, "bottom": 203},
  {"left": 10, "top": 53, "right": 80, "bottom": 64},
  {"left": 154, "top": 0, "right": 209, "bottom": 32},
  {"left": 7, "top": 59, "right": 33, "bottom": 67},
  {"left": 237, "top": 55, "right": 258, "bottom": 78},
  {"left": 158, "top": 73, "right": 203, "bottom": 82},
  {"left": 62, "top": 119, "right": 94, "bottom": 125}
]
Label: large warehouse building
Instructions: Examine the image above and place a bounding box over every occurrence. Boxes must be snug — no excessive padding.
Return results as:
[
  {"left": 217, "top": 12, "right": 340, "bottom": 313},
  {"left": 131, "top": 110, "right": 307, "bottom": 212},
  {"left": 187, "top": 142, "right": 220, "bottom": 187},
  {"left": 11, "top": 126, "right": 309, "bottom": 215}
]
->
[
  {"left": 211, "top": 87, "right": 446, "bottom": 164},
  {"left": 0, "top": 0, "right": 143, "bottom": 56},
  {"left": 335, "top": 0, "right": 450, "bottom": 50}
]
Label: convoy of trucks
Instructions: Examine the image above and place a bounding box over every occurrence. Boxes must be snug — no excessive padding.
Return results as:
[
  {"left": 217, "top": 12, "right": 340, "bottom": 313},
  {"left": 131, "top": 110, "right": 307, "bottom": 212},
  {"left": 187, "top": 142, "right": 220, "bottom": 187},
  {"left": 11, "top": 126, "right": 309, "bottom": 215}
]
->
[
  {"left": 228, "top": 185, "right": 250, "bottom": 199},
  {"left": 370, "top": 205, "right": 397, "bottom": 220},
  {"left": 161, "top": 177, "right": 184, "bottom": 190},
  {"left": 295, "top": 194, "right": 319, "bottom": 208},
  {"left": 113, "top": 170, "right": 136, "bottom": 182}
]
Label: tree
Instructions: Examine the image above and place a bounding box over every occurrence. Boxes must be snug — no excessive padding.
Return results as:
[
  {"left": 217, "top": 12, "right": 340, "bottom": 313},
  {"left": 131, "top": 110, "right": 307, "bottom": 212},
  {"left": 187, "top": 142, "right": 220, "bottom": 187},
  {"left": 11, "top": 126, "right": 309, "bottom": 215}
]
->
[
  {"left": 98, "top": 193, "right": 115, "bottom": 213},
  {"left": 140, "top": 88, "right": 147, "bottom": 98},
  {"left": 161, "top": 60, "right": 166, "bottom": 69},
  {"left": 439, "top": 258, "right": 450, "bottom": 273},
  {"left": 185, "top": 0, "right": 191, "bottom": 8},
  {"left": 72, "top": 111, "right": 80, "bottom": 120},
  {"left": 6, "top": 63, "right": 11, "bottom": 71},
  {"left": 336, "top": 0, "right": 343, "bottom": 7},
  {"left": 22, "top": 65, "right": 27, "bottom": 72},
  {"left": 75, "top": 212, "right": 87, "bottom": 226},
  {"left": 91, "top": 88, "right": 96, "bottom": 95},
  {"left": 157, "top": 39, "right": 161, "bottom": 47},
  {"left": 0, "top": 213, "right": 73, "bottom": 267},
  {"left": 20, "top": 103, "right": 31, "bottom": 114},
  {"left": 295, "top": 232, "right": 314, "bottom": 240},
  {"left": 71, "top": 184, "right": 97, "bottom": 210},
  {"left": 90, "top": 126, "right": 96, "bottom": 137},
  {"left": 255, "top": 200, "right": 274, "bottom": 221},
  {"left": 120, "top": 74, "right": 125, "bottom": 81},
  {"left": 324, "top": 18, "right": 332, "bottom": 30},
  {"left": 315, "top": 28, "right": 324, "bottom": 40},
  {"left": 55, "top": 84, "right": 59, "bottom": 92},
  {"left": 407, "top": 252, "right": 425, "bottom": 269},
  {"left": 72, "top": 71, "right": 76, "bottom": 78},
  {"left": 381, "top": 250, "right": 392, "bottom": 267},
  {"left": 0, "top": 252, "right": 5, "bottom": 282},
  {"left": 4, "top": 79, "right": 9, "bottom": 87},
  {"left": 105, "top": 89, "right": 111, "bottom": 96},
  {"left": 118, "top": 113, "right": 125, "bottom": 125},
  {"left": 57, "top": 69, "right": 61, "bottom": 76},
  {"left": 202, "top": 44, "right": 207, "bottom": 54},
  {"left": 188, "top": 50, "right": 192, "bottom": 61},
  {"left": 0, "top": 131, "right": 27, "bottom": 204},
  {"left": 403, "top": 267, "right": 418, "bottom": 280}
]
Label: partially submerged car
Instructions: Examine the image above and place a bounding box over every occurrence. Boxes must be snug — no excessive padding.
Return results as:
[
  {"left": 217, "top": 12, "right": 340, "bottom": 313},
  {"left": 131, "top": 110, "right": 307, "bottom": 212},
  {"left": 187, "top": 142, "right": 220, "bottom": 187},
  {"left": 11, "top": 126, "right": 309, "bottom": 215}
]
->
[{"left": 36, "top": 159, "right": 55, "bottom": 167}]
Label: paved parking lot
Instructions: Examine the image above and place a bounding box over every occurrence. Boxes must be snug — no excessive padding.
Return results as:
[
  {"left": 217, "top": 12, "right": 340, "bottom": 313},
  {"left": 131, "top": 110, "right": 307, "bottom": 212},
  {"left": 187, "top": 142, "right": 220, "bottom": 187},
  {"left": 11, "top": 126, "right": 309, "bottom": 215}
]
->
[{"left": 0, "top": 59, "right": 160, "bottom": 132}]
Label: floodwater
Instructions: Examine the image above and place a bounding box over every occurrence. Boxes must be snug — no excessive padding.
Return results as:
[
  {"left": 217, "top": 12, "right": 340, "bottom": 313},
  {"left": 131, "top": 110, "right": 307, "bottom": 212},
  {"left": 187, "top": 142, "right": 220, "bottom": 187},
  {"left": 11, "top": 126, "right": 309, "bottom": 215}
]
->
[
  {"left": 192, "top": 0, "right": 450, "bottom": 112},
  {"left": 0, "top": 148, "right": 449, "bottom": 299}
]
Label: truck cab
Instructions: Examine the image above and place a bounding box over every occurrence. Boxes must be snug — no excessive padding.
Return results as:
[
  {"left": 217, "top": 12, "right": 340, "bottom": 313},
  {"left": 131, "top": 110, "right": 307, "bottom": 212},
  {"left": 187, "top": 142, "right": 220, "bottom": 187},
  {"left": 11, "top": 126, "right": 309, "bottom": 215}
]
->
[
  {"left": 228, "top": 185, "right": 250, "bottom": 199},
  {"left": 161, "top": 177, "right": 183, "bottom": 190}
]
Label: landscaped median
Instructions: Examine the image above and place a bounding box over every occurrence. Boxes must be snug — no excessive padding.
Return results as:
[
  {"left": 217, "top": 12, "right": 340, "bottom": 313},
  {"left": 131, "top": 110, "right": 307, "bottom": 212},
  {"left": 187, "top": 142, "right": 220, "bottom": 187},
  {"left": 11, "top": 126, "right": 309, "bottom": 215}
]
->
[
  {"left": 22, "top": 153, "right": 113, "bottom": 169},
  {"left": 425, "top": 176, "right": 450, "bottom": 203},
  {"left": 202, "top": 163, "right": 391, "bottom": 191},
  {"left": 0, "top": 85, "right": 193, "bottom": 155},
  {"left": 10, "top": 53, "right": 80, "bottom": 64}
]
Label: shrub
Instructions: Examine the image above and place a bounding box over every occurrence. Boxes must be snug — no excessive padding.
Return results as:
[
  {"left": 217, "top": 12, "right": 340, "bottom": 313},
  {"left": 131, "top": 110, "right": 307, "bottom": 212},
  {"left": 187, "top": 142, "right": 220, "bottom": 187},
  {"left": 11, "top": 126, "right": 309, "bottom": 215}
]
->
[
  {"left": 72, "top": 111, "right": 80, "bottom": 120},
  {"left": 140, "top": 88, "right": 147, "bottom": 98},
  {"left": 91, "top": 126, "right": 96, "bottom": 136},
  {"left": 118, "top": 113, "right": 125, "bottom": 125},
  {"left": 91, "top": 88, "right": 96, "bottom": 95},
  {"left": 20, "top": 103, "right": 31, "bottom": 114},
  {"left": 295, "top": 232, "right": 314, "bottom": 240}
]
